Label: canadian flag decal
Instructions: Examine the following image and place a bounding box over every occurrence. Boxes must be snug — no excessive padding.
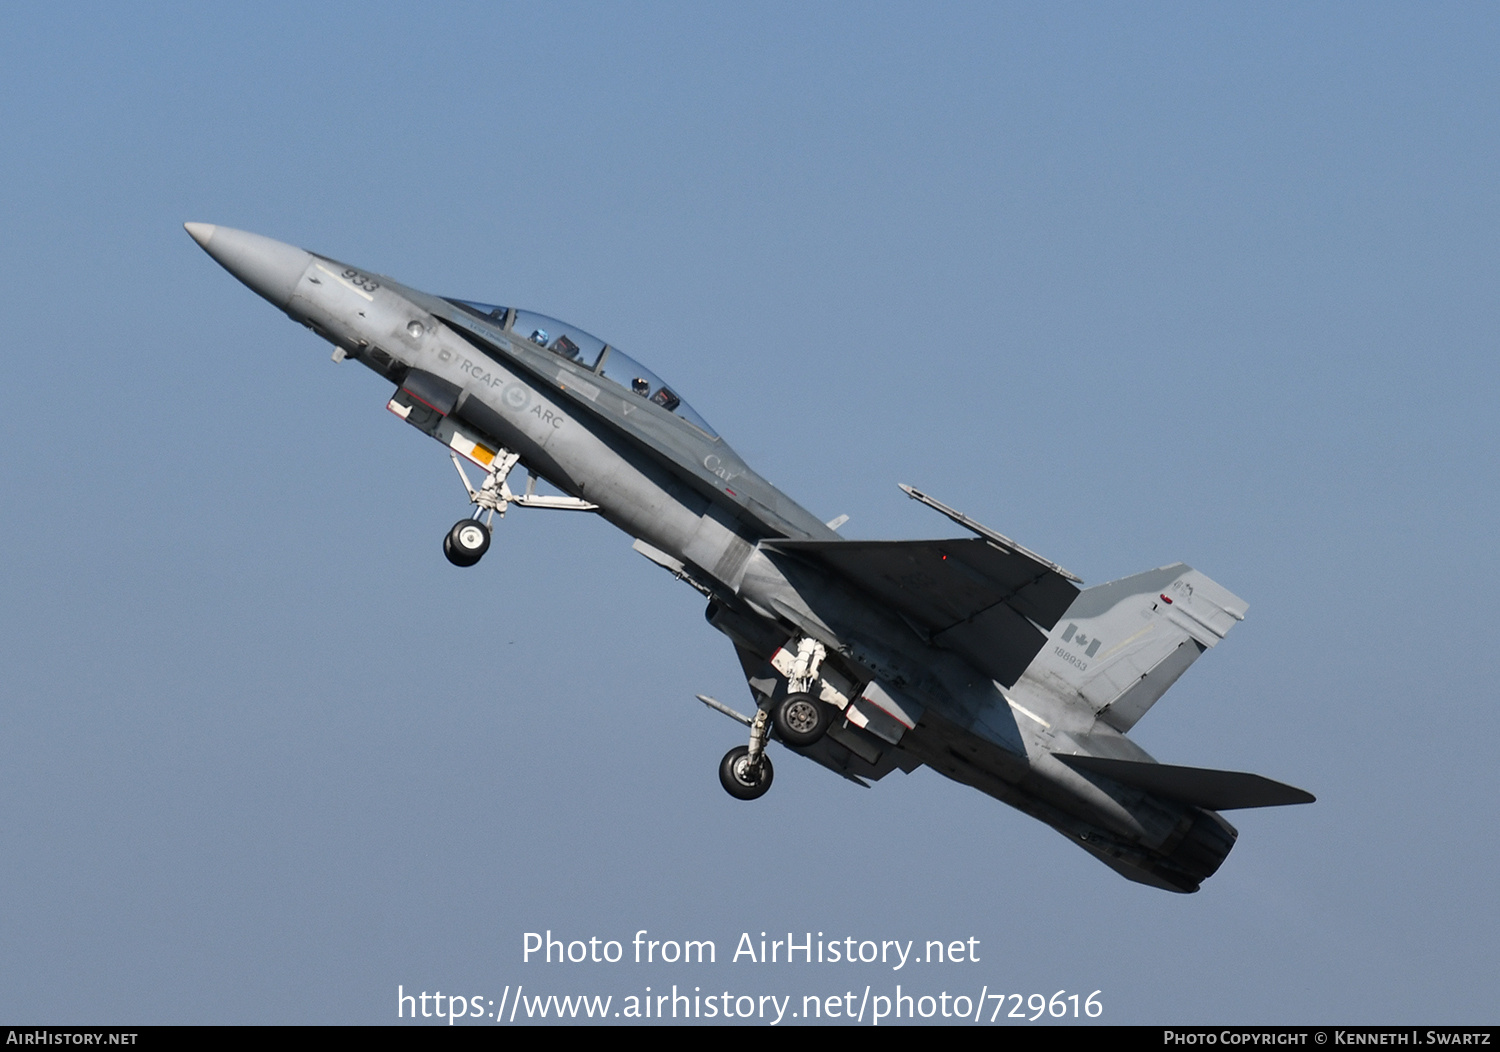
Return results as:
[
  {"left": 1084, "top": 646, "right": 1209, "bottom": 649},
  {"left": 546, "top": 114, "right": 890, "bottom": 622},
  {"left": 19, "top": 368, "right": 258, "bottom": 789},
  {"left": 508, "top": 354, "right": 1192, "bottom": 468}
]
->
[{"left": 1060, "top": 623, "right": 1103, "bottom": 658}]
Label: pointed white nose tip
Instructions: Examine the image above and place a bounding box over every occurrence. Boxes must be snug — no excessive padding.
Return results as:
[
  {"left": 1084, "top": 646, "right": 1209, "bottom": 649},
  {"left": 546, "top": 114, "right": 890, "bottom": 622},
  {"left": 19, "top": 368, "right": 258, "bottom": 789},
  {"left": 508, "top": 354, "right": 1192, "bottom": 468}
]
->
[
  {"left": 182, "top": 223, "right": 313, "bottom": 311},
  {"left": 183, "top": 222, "right": 216, "bottom": 249}
]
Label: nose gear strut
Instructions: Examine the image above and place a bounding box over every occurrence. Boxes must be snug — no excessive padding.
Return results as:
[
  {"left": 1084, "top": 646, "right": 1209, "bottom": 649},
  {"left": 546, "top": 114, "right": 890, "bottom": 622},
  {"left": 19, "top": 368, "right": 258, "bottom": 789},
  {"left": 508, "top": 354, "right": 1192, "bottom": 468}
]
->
[{"left": 443, "top": 449, "right": 598, "bottom": 566}]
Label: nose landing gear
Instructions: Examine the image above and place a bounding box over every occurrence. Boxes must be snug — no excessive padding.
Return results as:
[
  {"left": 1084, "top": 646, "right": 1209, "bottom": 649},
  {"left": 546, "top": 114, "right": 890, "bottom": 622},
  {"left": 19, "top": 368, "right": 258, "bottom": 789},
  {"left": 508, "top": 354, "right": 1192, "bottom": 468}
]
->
[
  {"left": 443, "top": 519, "right": 491, "bottom": 567},
  {"left": 442, "top": 447, "right": 598, "bottom": 568}
]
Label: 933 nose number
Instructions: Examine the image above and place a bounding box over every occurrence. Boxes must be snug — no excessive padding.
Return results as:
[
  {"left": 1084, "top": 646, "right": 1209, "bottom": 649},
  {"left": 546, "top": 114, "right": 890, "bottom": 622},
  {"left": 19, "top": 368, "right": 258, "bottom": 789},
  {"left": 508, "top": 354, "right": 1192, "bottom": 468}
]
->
[{"left": 342, "top": 268, "right": 380, "bottom": 293}]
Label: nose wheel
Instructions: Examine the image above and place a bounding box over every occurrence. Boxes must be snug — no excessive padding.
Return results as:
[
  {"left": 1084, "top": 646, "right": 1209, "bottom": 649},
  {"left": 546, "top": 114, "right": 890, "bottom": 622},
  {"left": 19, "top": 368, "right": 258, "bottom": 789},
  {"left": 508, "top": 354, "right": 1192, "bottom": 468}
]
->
[
  {"left": 444, "top": 519, "right": 491, "bottom": 567},
  {"left": 440, "top": 448, "right": 600, "bottom": 568}
]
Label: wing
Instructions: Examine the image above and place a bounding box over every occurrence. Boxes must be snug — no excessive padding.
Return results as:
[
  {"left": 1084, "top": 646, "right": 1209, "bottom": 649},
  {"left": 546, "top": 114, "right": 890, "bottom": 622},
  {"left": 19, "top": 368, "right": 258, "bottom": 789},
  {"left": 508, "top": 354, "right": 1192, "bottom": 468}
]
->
[{"left": 761, "top": 536, "right": 1081, "bottom": 687}]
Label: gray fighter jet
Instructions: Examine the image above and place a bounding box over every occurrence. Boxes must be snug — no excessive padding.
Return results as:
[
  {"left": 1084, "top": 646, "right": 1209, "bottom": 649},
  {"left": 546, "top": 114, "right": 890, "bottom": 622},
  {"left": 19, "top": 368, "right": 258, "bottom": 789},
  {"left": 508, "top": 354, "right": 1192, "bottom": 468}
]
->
[{"left": 186, "top": 223, "right": 1312, "bottom": 893}]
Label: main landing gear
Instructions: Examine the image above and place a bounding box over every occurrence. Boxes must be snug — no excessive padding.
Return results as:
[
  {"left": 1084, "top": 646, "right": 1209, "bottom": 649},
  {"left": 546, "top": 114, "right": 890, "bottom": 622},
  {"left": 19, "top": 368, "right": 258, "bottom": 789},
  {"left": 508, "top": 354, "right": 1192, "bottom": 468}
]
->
[
  {"left": 719, "top": 706, "right": 775, "bottom": 800},
  {"left": 705, "top": 633, "right": 837, "bottom": 801},
  {"left": 719, "top": 745, "right": 774, "bottom": 800},
  {"left": 714, "top": 695, "right": 831, "bottom": 801},
  {"left": 768, "top": 636, "right": 834, "bottom": 748},
  {"left": 772, "top": 692, "right": 833, "bottom": 748},
  {"left": 442, "top": 447, "right": 597, "bottom": 567}
]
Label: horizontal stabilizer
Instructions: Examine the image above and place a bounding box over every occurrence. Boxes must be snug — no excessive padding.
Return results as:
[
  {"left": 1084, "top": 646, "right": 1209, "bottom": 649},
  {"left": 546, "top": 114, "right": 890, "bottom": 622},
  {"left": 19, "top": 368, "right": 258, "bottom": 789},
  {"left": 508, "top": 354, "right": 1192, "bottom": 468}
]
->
[{"left": 1055, "top": 754, "right": 1315, "bottom": 810}]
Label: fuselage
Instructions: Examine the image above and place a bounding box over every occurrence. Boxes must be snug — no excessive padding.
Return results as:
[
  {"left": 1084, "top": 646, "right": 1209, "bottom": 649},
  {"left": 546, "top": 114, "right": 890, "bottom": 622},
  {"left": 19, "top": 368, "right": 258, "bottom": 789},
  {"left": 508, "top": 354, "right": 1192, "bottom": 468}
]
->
[{"left": 187, "top": 224, "right": 1243, "bottom": 892}]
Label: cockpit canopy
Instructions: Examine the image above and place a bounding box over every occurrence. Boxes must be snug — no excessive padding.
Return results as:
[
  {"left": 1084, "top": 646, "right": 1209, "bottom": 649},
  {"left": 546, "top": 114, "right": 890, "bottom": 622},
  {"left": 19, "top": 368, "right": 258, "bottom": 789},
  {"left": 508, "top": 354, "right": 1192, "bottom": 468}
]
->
[{"left": 445, "top": 300, "right": 718, "bottom": 438}]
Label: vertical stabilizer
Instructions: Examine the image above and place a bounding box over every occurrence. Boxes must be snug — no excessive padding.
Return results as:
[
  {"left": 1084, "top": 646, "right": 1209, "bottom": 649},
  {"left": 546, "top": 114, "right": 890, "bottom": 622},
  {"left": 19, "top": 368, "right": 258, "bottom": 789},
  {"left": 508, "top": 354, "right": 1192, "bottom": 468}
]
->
[{"left": 1018, "top": 564, "right": 1246, "bottom": 731}]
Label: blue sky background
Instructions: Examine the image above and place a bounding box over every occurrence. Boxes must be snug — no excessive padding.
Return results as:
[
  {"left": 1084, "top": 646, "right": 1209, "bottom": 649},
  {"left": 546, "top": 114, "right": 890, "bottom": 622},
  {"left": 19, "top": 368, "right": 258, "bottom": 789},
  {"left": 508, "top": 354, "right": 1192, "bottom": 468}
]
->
[{"left": 1, "top": 2, "right": 1495, "bottom": 1024}]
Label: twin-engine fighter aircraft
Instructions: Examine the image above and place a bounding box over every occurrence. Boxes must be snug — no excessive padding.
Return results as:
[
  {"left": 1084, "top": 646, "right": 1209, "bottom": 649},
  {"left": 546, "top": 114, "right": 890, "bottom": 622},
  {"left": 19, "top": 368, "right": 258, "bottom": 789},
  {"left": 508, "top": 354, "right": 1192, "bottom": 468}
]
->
[{"left": 186, "top": 223, "right": 1312, "bottom": 893}]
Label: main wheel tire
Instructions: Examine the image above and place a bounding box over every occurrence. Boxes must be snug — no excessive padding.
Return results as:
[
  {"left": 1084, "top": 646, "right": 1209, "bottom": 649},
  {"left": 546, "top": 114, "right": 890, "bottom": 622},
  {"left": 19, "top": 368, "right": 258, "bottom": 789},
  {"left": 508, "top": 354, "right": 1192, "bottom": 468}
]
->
[
  {"left": 773, "top": 692, "right": 831, "bottom": 747},
  {"left": 719, "top": 745, "right": 774, "bottom": 801},
  {"left": 444, "top": 519, "right": 490, "bottom": 567}
]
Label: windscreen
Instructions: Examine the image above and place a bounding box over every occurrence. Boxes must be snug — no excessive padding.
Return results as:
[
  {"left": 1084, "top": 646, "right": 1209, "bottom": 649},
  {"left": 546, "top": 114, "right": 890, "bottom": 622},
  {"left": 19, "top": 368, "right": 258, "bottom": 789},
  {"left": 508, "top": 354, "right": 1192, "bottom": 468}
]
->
[{"left": 444, "top": 299, "right": 718, "bottom": 437}]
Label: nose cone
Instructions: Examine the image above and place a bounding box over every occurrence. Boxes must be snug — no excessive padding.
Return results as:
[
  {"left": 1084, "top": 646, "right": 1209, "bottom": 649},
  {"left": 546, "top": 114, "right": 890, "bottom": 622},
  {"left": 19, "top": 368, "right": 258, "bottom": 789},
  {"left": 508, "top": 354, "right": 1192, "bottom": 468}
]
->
[{"left": 183, "top": 223, "right": 313, "bottom": 311}]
